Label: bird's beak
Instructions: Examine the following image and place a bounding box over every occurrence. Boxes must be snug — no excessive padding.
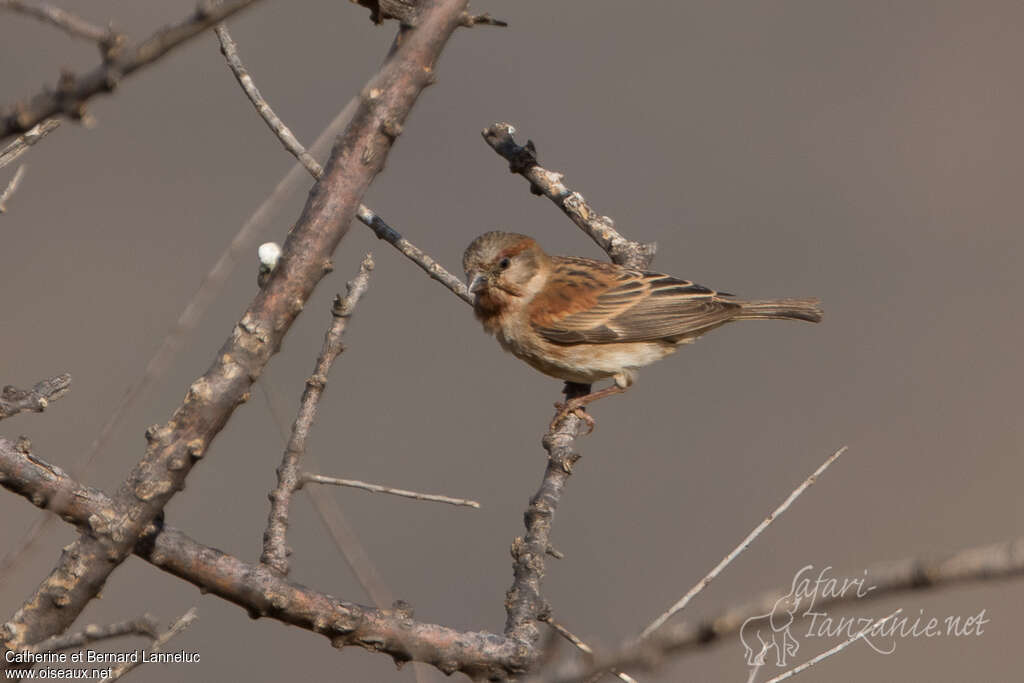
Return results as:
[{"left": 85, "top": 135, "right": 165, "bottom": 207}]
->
[{"left": 467, "top": 272, "right": 487, "bottom": 296}]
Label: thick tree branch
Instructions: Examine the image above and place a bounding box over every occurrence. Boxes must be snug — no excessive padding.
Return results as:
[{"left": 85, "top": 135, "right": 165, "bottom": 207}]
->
[
  {"left": 1, "top": 0, "right": 469, "bottom": 659},
  {"left": 0, "top": 0, "right": 263, "bottom": 141},
  {"left": 216, "top": 23, "right": 471, "bottom": 304},
  {"left": 0, "top": 439, "right": 530, "bottom": 679},
  {"left": 0, "top": 374, "right": 71, "bottom": 420},
  {"left": 481, "top": 123, "right": 656, "bottom": 269},
  {"left": 262, "top": 255, "right": 375, "bottom": 575}
]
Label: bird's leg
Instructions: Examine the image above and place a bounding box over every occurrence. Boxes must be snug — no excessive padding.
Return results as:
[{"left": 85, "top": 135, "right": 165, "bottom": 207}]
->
[{"left": 550, "top": 382, "right": 627, "bottom": 434}]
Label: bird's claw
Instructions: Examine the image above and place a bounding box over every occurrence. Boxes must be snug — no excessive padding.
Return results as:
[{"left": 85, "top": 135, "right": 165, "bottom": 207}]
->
[{"left": 550, "top": 400, "right": 596, "bottom": 435}]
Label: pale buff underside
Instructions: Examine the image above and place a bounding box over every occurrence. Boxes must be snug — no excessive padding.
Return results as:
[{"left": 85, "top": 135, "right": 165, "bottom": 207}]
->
[{"left": 487, "top": 311, "right": 691, "bottom": 388}]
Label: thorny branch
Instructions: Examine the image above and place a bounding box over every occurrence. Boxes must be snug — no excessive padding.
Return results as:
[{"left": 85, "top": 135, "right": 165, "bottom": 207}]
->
[
  {"left": 1, "top": 0, "right": 470, "bottom": 661},
  {"left": 0, "top": 0, "right": 264, "bottom": 141},
  {"left": 261, "top": 256, "right": 375, "bottom": 575}
]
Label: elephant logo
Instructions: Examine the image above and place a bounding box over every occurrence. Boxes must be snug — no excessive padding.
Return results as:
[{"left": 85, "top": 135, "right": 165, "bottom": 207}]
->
[{"left": 740, "top": 585, "right": 804, "bottom": 667}]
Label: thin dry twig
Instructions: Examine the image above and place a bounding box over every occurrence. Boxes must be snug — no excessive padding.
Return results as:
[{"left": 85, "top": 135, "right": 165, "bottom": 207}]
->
[
  {"left": 0, "top": 0, "right": 263, "bottom": 140},
  {"left": 0, "top": 374, "right": 72, "bottom": 420},
  {"left": 261, "top": 255, "right": 375, "bottom": 575},
  {"left": 761, "top": 609, "right": 902, "bottom": 683},
  {"left": 28, "top": 616, "right": 158, "bottom": 655},
  {"left": 482, "top": 122, "right": 657, "bottom": 268},
  {"left": 0, "top": 0, "right": 115, "bottom": 46},
  {"left": 639, "top": 447, "right": 848, "bottom": 639},
  {"left": 541, "top": 616, "right": 638, "bottom": 683},
  {"left": 215, "top": 23, "right": 471, "bottom": 304},
  {"left": 101, "top": 608, "right": 198, "bottom": 682},
  {"left": 0, "top": 165, "right": 26, "bottom": 213},
  {"left": 301, "top": 473, "right": 480, "bottom": 508},
  {"left": 215, "top": 25, "right": 323, "bottom": 178},
  {"left": 0, "top": 119, "right": 59, "bottom": 170}
]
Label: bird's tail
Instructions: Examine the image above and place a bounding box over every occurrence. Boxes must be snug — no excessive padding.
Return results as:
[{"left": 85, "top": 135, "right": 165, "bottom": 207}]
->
[{"left": 735, "top": 297, "right": 823, "bottom": 323}]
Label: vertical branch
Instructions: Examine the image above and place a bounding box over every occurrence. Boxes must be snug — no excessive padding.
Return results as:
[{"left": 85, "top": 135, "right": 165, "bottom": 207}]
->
[
  {"left": 504, "top": 384, "right": 589, "bottom": 650},
  {"left": 262, "top": 255, "right": 374, "bottom": 575}
]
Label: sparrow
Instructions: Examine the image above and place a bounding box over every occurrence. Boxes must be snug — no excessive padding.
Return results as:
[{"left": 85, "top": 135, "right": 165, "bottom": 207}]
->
[{"left": 463, "top": 231, "right": 822, "bottom": 431}]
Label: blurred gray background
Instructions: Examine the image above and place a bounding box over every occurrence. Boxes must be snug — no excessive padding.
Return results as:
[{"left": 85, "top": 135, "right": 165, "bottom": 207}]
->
[{"left": 2, "top": 1, "right": 1022, "bottom": 681}]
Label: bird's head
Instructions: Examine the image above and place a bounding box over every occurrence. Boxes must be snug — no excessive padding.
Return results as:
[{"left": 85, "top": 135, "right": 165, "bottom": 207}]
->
[{"left": 462, "top": 232, "right": 549, "bottom": 314}]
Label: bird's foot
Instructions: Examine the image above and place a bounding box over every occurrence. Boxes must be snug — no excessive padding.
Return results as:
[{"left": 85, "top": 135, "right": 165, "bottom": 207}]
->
[{"left": 550, "top": 398, "right": 596, "bottom": 435}]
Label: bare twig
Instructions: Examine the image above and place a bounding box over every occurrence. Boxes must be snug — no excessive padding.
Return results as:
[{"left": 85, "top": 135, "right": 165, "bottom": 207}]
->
[
  {"left": 215, "top": 25, "right": 323, "bottom": 178},
  {"left": 0, "top": 164, "right": 26, "bottom": 213},
  {"left": 301, "top": 472, "right": 480, "bottom": 508},
  {"left": 261, "top": 256, "right": 375, "bottom": 575},
  {"left": 0, "top": 119, "right": 59, "bottom": 170},
  {"left": 101, "top": 608, "right": 198, "bottom": 682},
  {"left": 540, "top": 616, "right": 637, "bottom": 683},
  {"left": 762, "top": 609, "right": 902, "bottom": 683},
  {"left": 357, "top": 203, "right": 473, "bottom": 303},
  {"left": 0, "top": 374, "right": 71, "bottom": 420},
  {"left": 0, "top": 1, "right": 115, "bottom": 47},
  {"left": 0, "top": 0, "right": 264, "bottom": 140},
  {"left": 28, "top": 616, "right": 158, "bottom": 655},
  {"left": 482, "top": 122, "right": 656, "bottom": 269},
  {"left": 1, "top": 0, "right": 469, "bottom": 659},
  {"left": 215, "top": 23, "right": 471, "bottom": 304},
  {"left": 639, "top": 447, "right": 848, "bottom": 639}
]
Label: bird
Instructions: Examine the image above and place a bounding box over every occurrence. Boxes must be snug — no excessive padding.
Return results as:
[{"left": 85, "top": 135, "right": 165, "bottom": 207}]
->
[{"left": 462, "top": 231, "right": 822, "bottom": 431}]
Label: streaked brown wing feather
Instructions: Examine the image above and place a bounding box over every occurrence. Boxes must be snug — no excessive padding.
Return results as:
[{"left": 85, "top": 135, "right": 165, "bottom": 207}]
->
[{"left": 531, "top": 257, "right": 740, "bottom": 344}]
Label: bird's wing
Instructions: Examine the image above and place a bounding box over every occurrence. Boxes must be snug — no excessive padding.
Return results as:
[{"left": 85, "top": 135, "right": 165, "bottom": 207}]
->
[{"left": 530, "top": 256, "right": 740, "bottom": 344}]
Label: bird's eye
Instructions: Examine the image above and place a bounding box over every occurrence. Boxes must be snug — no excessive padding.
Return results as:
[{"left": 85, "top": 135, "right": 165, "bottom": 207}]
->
[{"left": 499, "top": 257, "right": 511, "bottom": 270}]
